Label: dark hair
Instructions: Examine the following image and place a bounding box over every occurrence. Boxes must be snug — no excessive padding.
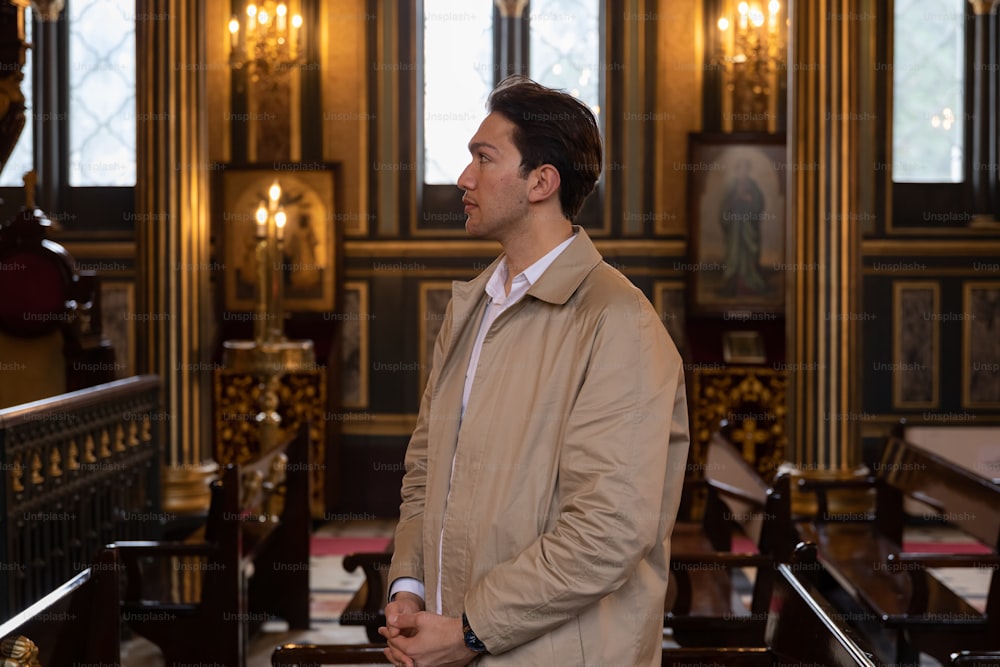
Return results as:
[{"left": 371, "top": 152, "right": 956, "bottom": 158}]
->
[{"left": 486, "top": 75, "right": 603, "bottom": 220}]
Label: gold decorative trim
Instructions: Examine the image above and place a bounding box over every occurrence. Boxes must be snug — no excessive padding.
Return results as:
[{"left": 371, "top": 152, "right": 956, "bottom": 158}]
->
[
  {"left": 418, "top": 281, "right": 454, "bottom": 394},
  {"left": 340, "top": 280, "right": 370, "bottom": 410},
  {"left": 863, "top": 239, "right": 1000, "bottom": 256},
  {"left": 57, "top": 242, "right": 136, "bottom": 259},
  {"left": 344, "top": 239, "right": 683, "bottom": 258},
  {"left": 962, "top": 281, "right": 1000, "bottom": 409},
  {"left": 341, "top": 413, "right": 418, "bottom": 436},
  {"left": 892, "top": 281, "right": 939, "bottom": 409},
  {"left": 653, "top": 280, "right": 686, "bottom": 355},
  {"left": 690, "top": 367, "right": 788, "bottom": 481}
]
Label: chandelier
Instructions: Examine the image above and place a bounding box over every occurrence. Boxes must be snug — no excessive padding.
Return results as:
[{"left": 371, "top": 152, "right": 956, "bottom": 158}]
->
[
  {"left": 715, "top": 0, "right": 786, "bottom": 132},
  {"left": 228, "top": 1, "right": 304, "bottom": 81}
]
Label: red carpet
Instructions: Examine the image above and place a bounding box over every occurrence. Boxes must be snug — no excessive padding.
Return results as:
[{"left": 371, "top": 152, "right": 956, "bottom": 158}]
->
[{"left": 311, "top": 536, "right": 392, "bottom": 556}]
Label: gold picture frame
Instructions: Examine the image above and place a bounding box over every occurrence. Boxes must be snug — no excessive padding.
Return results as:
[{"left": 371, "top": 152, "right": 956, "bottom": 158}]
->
[
  {"left": 687, "top": 133, "right": 786, "bottom": 316},
  {"left": 219, "top": 165, "right": 338, "bottom": 313},
  {"left": 722, "top": 330, "right": 766, "bottom": 364}
]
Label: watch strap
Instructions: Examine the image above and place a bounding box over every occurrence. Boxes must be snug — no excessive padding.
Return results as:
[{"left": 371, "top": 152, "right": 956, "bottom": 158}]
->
[{"left": 462, "top": 612, "right": 488, "bottom": 654}]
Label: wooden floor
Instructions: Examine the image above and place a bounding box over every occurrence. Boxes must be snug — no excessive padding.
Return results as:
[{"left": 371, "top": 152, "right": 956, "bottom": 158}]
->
[{"left": 121, "top": 520, "right": 990, "bottom": 667}]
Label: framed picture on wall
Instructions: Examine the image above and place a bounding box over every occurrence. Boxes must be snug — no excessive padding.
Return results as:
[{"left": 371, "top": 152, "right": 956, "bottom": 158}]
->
[
  {"left": 686, "top": 133, "right": 786, "bottom": 316},
  {"left": 218, "top": 165, "right": 338, "bottom": 313}
]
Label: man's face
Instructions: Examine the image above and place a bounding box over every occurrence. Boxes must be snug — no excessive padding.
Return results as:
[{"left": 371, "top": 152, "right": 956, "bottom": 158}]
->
[{"left": 457, "top": 112, "right": 532, "bottom": 241}]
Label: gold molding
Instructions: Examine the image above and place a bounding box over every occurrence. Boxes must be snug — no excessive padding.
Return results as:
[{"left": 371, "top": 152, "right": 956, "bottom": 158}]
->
[
  {"left": 892, "top": 281, "right": 939, "bottom": 410},
  {"left": 340, "top": 280, "right": 370, "bottom": 410},
  {"left": 341, "top": 413, "right": 418, "bottom": 436},
  {"left": 418, "top": 280, "right": 453, "bottom": 394},
  {"left": 863, "top": 239, "right": 1000, "bottom": 256},
  {"left": 57, "top": 242, "right": 136, "bottom": 259},
  {"left": 968, "top": 0, "right": 998, "bottom": 15},
  {"left": 962, "top": 281, "right": 1000, "bottom": 409},
  {"left": 344, "top": 239, "right": 684, "bottom": 258}
]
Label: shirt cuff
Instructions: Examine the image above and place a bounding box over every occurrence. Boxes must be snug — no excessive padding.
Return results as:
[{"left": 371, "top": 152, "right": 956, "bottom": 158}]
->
[{"left": 388, "top": 577, "right": 425, "bottom": 603}]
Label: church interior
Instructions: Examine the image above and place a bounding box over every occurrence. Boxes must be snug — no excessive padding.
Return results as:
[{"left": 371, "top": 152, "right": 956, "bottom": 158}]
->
[{"left": 0, "top": 0, "right": 998, "bottom": 665}]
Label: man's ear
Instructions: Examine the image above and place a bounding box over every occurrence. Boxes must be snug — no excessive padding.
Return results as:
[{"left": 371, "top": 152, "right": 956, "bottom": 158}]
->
[{"left": 526, "top": 164, "right": 561, "bottom": 204}]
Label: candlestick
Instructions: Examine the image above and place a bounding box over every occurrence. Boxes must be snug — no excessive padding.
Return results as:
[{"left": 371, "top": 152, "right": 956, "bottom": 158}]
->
[
  {"left": 255, "top": 201, "right": 267, "bottom": 239},
  {"left": 229, "top": 16, "right": 240, "bottom": 52},
  {"left": 254, "top": 234, "right": 269, "bottom": 344},
  {"left": 291, "top": 14, "right": 302, "bottom": 58},
  {"left": 275, "top": 209, "right": 286, "bottom": 241},
  {"left": 276, "top": 3, "right": 287, "bottom": 33}
]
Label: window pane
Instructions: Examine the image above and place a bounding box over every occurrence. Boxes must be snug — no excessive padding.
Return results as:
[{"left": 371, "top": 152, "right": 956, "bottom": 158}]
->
[
  {"left": 423, "top": 0, "right": 493, "bottom": 184},
  {"left": 892, "top": 0, "right": 964, "bottom": 183},
  {"left": 68, "top": 0, "right": 136, "bottom": 186},
  {"left": 0, "top": 8, "right": 32, "bottom": 188},
  {"left": 528, "top": 0, "right": 600, "bottom": 118}
]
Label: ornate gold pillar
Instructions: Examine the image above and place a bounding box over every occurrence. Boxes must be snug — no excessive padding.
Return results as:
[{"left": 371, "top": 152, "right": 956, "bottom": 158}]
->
[
  {"left": 135, "top": 0, "right": 215, "bottom": 511},
  {"left": 784, "top": 0, "right": 876, "bottom": 508}
]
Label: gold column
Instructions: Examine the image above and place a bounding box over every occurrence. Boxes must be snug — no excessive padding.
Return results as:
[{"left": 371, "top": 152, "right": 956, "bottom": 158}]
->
[
  {"left": 784, "top": 0, "right": 876, "bottom": 510},
  {"left": 135, "top": 0, "right": 216, "bottom": 511}
]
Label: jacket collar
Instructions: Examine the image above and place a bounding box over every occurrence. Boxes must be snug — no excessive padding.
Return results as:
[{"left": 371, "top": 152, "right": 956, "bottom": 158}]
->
[{"left": 451, "top": 226, "right": 603, "bottom": 317}]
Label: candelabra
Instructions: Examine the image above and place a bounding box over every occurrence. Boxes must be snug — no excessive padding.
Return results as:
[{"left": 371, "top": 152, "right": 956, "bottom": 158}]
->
[
  {"left": 250, "top": 179, "right": 289, "bottom": 448},
  {"left": 715, "top": 1, "right": 786, "bottom": 133},
  {"left": 228, "top": 1, "right": 304, "bottom": 82}
]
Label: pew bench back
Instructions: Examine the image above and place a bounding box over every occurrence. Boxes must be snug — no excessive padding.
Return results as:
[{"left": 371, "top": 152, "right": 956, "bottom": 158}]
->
[
  {"left": 0, "top": 546, "right": 120, "bottom": 667},
  {"left": 118, "top": 423, "right": 311, "bottom": 667}
]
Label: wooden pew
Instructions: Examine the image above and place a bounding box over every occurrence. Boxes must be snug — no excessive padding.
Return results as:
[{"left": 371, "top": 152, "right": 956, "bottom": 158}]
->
[
  {"left": 335, "top": 433, "right": 799, "bottom": 648},
  {"left": 0, "top": 546, "right": 121, "bottom": 666},
  {"left": 116, "top": 423, "right": 312, "bottom": 667},
  {"left": 663, "top": 551, "right": 886, "bottom": 666},
  {"left": 796, "top": 431, "right": 1000, "bottom": 665},
  {"left": 269, "top": 548, "right": 885, "bottom": 667},
  {"left": 952, "top": 652, "right": 1000, "bottom": 667},
  {"left": 665, "top": 432, "right": 794, "bottom": 647},
  {"left": 339, "top": 551, "right": 393, "bottom": 643}
]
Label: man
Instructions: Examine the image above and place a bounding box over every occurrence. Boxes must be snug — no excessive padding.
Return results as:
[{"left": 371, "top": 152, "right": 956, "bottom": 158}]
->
[{"left": 379, "top": 76, "right": 689, "bottom": 666}]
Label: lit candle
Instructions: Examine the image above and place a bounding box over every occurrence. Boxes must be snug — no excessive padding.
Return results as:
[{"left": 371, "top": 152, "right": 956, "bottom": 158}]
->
[
  {"left": 291, "top": 14, "right": 302, "bottom": 58},
  {"left": 228, "top": 15, "right": 240, "bottom": 52},
  {"left": 275, "top": 209, "right": 286, "bottom": 241},
  {"left": 246, "top": 4, "right": 257, "bottom": 36},
  {"left": 268, "top": 180, "right": 281, "bottom": 208},
  {"left": 256, "top": 202, "right": 268, "bottom": 239},
  {"left": 277, "top": 3, "right": 287, "bottom": 33}
]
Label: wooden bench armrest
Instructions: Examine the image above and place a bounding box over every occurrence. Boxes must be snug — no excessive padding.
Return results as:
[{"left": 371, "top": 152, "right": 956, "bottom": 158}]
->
[
  {"left": 272, "top": 643, "right": 390, "bottom": 665},
  {"left": 796, "top": 476, "right": 876, "bottom": 491},
  {"left": 116, "top": 540, "right": 218, "bottom": 602},
  {"left": 671, "top": 553, "right": 771, "bottom": 567},
  {"left": 669, "top": 554, "right": 773, "bottom": 615},
  {"left": 707, "top": 478, "right": 768, "bottom": 507},
  {"left": 889, "top": 552, "right": 1000, "bottom": 569},
  {"left": 951, "top": 651, "right": 1000, "bottom": 666},
  {"left": 115, "top": 540, "right": 217, "bottom": 557},
  {"left": 662, "top": 647, "right": 772, "bottom": 667}
]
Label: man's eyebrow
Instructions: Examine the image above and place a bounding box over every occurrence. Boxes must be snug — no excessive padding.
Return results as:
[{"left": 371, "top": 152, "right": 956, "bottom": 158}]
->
[{"left": 468, "top": 141, "right": 500, "bottom": 154}]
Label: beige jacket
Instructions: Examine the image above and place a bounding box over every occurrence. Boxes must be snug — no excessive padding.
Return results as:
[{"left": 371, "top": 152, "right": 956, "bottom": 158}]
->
[{"left": 388, "top": 229, "right": 690, "bottom": 666}]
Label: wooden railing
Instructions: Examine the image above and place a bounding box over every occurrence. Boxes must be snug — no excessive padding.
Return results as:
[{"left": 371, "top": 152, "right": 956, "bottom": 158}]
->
[{"left": 0, "top": 374, "right": 163, "bottom": 619}]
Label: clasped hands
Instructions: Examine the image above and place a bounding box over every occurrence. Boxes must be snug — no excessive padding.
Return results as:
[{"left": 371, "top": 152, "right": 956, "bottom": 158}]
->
[{"left": 377, "top": 592, "right": 479, "bottom": 667}]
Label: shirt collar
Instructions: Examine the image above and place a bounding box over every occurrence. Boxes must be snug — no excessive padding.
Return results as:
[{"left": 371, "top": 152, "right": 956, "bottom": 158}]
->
[{"left": 485, "top": 232, "right": 577, "bottom": 302}]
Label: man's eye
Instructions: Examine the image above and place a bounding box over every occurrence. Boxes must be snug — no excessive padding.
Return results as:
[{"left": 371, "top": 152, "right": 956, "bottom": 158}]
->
[{"left": 478, "top": 154, "right": 489, "bottom": 163}]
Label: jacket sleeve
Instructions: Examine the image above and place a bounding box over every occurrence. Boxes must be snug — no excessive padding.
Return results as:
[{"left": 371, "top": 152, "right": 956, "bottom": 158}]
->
[
  {"left": 463, "top": 290, "right": 687, "bottom": 653},
  {"left": 387, "top": 298, "right": 455, "bottom": 588}
]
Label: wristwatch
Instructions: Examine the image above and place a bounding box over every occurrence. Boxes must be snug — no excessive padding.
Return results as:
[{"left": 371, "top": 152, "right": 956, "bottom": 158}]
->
[{"left": 462, "top": 612, "right": 489, "bottom": 654}]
